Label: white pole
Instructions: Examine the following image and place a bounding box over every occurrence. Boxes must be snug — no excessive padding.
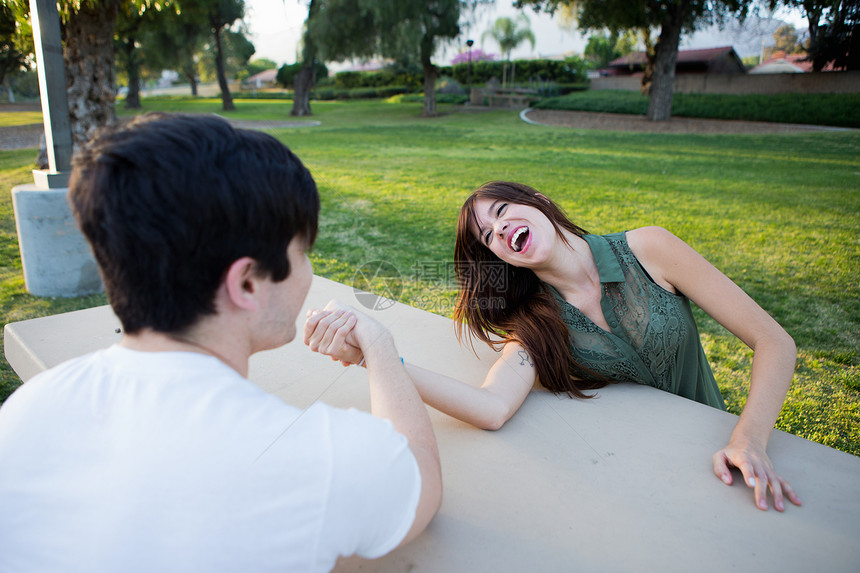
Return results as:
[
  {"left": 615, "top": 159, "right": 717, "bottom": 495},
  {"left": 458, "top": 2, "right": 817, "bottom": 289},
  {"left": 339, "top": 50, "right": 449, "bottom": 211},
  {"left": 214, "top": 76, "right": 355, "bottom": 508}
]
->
[{"left": 29, "top": 0, "right": 73, "bottom": 188}]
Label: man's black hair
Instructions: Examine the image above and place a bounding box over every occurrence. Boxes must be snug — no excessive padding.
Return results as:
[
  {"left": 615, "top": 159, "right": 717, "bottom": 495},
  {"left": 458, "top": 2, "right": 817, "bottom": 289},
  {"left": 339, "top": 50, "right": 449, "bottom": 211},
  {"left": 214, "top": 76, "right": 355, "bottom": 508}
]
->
[{"left": 69, "top": 113, "right": 320, "bottom": 334}]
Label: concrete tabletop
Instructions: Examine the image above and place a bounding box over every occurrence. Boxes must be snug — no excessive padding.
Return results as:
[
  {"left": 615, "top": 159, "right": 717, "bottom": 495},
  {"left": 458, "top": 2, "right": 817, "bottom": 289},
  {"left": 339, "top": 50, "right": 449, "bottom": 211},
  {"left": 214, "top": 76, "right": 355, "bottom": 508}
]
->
[{"left": 5, "top": 275, "right": 860, "bottom": 572}]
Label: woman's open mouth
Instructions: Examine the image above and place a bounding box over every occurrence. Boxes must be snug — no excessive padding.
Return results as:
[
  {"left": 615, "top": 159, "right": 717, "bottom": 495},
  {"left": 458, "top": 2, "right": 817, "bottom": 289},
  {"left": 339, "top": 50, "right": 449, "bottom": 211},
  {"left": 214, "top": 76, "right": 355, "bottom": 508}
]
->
[{"left": 510, "top": 226, "right": 530, "bottom": 253}]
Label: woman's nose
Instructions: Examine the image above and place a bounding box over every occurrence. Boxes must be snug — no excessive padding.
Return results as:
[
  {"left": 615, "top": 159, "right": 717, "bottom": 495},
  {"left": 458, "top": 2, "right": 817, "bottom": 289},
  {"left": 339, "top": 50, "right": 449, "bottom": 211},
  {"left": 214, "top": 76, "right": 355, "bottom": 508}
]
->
[{"left": 493, "top": 219, "right": 507, "bottom": 235}]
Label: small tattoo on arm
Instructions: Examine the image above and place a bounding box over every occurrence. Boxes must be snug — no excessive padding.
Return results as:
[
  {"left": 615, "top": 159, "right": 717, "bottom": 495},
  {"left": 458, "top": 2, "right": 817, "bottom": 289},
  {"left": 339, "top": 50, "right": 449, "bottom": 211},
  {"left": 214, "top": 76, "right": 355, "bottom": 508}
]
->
[{"left": 518, "top": 350, "right": 534, "bottom": 367}]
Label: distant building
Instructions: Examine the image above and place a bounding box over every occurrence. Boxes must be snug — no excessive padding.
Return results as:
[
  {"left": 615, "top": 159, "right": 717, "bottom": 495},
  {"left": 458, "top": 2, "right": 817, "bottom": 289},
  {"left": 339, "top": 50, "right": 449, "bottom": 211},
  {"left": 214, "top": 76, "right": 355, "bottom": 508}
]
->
[
  {"left": 749, "top": 51, "right": 836, "bottom": 74},
  {"left": 344, "top": 60, "right": 389, "bottom": 72},
  {"left": 157, "top": 70, "right": 180, "bottom": 88},
  {"left": 604, "top": 46, "right": 746, "bottom": 76},
  {"left": 244, "top": 69, "right": 278, "bottom": 89}
]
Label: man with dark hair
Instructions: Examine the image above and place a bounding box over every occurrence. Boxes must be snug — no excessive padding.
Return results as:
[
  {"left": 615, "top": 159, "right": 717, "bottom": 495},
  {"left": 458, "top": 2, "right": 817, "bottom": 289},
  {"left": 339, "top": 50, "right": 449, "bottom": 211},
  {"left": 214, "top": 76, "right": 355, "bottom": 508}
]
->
[{"left": 0, "top": 114, "right": 441, "bottom": 572}]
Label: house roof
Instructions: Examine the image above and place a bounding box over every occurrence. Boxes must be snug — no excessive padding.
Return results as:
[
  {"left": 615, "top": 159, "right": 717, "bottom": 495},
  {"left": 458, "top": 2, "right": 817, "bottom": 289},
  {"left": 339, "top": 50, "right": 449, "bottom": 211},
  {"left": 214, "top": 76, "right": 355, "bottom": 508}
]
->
[
  {"left": 246, "top": 69, "right": 278, "bottom": 82},
  {"left": 608, "top": 46, "right": 738, "bottom": 68},
  {"left": 749, "top": 51, "right": 836, "bottom": 73}
]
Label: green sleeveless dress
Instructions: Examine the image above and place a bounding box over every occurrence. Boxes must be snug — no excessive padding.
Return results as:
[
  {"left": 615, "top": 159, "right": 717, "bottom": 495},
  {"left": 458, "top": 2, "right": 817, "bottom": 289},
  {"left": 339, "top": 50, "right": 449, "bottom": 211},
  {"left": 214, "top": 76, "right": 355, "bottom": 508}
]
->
[{"left": 548, "top": 232, "right": 726, "bottom": 410}]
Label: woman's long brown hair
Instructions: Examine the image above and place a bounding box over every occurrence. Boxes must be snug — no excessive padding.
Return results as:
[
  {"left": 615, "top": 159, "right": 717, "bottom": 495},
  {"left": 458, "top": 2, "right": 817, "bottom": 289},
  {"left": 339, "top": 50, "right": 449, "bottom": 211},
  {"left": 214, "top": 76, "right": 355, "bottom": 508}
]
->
[{"left": 453, "top": 181, "right": 609, "bottom": 398}]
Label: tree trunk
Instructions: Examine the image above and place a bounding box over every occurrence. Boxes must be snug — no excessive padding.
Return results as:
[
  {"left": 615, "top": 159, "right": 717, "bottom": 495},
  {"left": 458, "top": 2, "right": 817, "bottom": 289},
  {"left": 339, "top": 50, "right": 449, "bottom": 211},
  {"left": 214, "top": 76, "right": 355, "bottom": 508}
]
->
[
  {"left": 291, "top": 0, "right": 317, "bottom": 117},
  {"left": 291, "top": 66, "right": 313, "bottom": 116},
  {"left": 806, "top": 4, "right": 824, "bottom": 48},
  {"left": 213, "top": 26, "right": 235, "bottom": 111},
  {"left": 422, "top": 62, "right": 437, "bottom": 117},
  {"left": 646, "top": 2, "right": 687, "bottom": 122},
  {"left": 125, "top": 73, "right": 141, "bottom": 109},
  {"left": 182, "top": 57, "right": 199, "bottom": 96},
  {"left": 64, "top": 2, "right": 118, "bottom": 147},
  {"left": 121, "top": 39, "right": 141, "bottom": 109},
  {"left": 421, "top": 36, "right": 437, "bottom": 117}
]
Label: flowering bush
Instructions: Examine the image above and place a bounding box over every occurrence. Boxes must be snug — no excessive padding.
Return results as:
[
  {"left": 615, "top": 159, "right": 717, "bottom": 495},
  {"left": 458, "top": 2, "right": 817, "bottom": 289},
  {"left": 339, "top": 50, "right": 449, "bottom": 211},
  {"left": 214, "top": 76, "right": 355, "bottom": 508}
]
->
[{"left": 450, "top": 49, "right": 497, "bottom": 65}]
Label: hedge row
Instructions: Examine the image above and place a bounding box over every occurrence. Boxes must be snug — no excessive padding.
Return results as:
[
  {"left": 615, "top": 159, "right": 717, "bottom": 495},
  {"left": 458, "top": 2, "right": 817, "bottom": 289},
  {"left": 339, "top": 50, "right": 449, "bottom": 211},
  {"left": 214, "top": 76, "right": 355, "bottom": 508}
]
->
[
  {"left": 314, "top": 85, "right": 411, "bottom": 100},
  {"left": 326, "top": 58, "right": 589, "bottom": 92},
  {"left": 534, "top": 90, "right": 860, "bottom": 128},
  {"left": 438, "top": 58, "right": 589, "bottom": 86},
  {"left": 330, "top": 70, "right": 423, "bottom": 91}
]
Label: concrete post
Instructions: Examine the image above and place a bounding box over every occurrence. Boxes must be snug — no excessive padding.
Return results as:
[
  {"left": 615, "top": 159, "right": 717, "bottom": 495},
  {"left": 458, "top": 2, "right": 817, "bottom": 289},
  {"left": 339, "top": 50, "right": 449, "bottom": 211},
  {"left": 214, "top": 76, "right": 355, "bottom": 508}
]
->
[
  {"left": 11, "top": 0, "right": 103, "bottom": 297},
  {"left": 12, "top": 185, "right": 103, "bottom": 297}
]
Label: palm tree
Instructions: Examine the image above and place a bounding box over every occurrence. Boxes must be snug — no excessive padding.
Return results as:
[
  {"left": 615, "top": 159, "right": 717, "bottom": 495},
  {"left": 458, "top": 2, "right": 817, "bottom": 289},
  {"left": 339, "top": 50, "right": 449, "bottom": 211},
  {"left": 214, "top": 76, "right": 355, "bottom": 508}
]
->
[{"left": 482, "top": 14, "right": 535, "bottom": 86}]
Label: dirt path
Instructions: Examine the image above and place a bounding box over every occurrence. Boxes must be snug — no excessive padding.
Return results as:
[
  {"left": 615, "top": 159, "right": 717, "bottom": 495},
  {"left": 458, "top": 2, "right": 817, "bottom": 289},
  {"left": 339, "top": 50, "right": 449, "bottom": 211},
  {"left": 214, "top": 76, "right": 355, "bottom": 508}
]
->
[
  {"left": 0, "top": 124, "right": 43, "bottom": 150},
  {"left": 0, "top": 114, "right": 320, "bottom": 151}
]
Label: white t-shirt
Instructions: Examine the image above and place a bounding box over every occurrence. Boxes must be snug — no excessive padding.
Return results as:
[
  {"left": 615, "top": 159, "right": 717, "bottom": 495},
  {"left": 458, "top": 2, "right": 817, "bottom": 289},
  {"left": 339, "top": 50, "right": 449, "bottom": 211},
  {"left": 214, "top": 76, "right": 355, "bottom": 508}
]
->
[{"left": 0, "top": 345, "right": 421, "bottom": 573}]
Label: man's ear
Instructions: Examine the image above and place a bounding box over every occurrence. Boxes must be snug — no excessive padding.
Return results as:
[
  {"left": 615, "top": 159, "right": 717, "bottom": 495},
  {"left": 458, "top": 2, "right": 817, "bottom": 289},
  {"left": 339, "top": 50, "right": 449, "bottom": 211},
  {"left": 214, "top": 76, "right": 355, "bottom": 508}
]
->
[{"left": 223, "top": 257, "right": 261, "bottom": 312}]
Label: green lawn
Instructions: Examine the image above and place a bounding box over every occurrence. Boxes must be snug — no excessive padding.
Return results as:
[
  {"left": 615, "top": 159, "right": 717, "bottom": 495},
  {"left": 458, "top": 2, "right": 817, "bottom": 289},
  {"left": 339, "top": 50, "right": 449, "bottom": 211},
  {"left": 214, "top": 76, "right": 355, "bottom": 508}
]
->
[
  {"left": 0, "top": 111, "right": 43, "bottom": 127},
  {"left": 3, "top": 98, "right": 858, "bottom": 456}
]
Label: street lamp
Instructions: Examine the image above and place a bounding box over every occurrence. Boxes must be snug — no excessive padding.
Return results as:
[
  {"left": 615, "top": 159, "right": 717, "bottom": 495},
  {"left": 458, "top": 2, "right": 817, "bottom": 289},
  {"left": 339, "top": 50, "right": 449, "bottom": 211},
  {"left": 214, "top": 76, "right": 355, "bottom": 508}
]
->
[{"left": 466, "top": 39, "right": 474, "bottom": 103}]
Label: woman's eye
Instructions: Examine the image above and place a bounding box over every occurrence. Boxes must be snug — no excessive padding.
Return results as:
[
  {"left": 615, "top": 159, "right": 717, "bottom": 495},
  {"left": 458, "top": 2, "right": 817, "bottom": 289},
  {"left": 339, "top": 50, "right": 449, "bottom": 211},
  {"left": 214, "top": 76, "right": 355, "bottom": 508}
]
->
[
  {"left": 496, "top": 203, "right": 508, "bottom": 216},
  {"left": 484, "top": 231, "right": 492, "bottom": 245}
]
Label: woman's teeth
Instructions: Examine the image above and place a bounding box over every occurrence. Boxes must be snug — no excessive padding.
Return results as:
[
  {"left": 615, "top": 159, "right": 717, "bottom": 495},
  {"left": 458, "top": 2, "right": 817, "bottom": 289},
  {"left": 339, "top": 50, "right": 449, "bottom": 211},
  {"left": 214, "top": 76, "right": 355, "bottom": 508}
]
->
[{"left": 510, "top": 227, "right": 528, "bottom": 252}]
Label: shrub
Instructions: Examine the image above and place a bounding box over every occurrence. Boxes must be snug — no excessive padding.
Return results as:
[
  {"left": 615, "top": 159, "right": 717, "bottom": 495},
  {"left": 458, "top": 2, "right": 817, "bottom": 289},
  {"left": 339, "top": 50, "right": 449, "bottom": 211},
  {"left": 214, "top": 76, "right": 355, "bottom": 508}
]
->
[
  {"left": 439, "top": 57, "right": 589, "bottom": 86},
  {"left": 332, "top": 69, "right": 421, "bottom": 90},
  {"left": 313, "top": 85, "right": 410, "bottom": 101},
  {"left": 436, "top": 76, "right": 465, "bottom": 95},
  {"left": 276, "top": 62, "right": 329, "bottom": 89},
  {"left": 231, "top": 91, "right": 293, "bottom": 100},
  {"left": 394, "top": 93, "right": 469, "bottom": 104}
]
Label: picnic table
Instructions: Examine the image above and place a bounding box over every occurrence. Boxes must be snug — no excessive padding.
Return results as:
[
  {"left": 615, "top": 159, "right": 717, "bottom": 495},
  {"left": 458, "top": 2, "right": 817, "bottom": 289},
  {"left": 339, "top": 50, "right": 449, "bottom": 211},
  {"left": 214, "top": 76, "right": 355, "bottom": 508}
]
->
[{"left": 5, "top": 275, "right": 860, "bottom": 572}]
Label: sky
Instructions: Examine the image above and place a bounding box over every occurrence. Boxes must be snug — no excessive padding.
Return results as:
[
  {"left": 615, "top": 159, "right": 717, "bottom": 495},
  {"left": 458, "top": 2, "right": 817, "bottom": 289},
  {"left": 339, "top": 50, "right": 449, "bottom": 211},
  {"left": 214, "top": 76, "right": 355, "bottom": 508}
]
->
[{"left": 243, "top": 1, "right": 808, "bottom": 69}]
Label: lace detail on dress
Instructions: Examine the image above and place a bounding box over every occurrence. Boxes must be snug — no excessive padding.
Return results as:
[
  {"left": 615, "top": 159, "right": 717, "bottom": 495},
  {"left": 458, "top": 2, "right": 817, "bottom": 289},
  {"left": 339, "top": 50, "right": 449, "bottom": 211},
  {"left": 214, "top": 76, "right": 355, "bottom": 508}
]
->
[
  {"left": 558, "top": 234, "right": 690, "bottom": 392},
  {"left": 557, "top": 300, "right": 642, "bottom": 382}
]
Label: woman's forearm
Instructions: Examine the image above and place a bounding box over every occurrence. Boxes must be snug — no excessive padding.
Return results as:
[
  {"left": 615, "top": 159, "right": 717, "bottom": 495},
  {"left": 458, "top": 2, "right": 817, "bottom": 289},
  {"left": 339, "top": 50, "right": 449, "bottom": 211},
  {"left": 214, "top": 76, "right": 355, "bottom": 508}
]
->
[
  {"left": 730, "top": 330, "right": 797, "bottom": 448},
  {"left": 404, "top": 345, "right": 537, "bottom": 431},
  {"left": 405, "top": 362, "right": 514, "bottom": 430}
]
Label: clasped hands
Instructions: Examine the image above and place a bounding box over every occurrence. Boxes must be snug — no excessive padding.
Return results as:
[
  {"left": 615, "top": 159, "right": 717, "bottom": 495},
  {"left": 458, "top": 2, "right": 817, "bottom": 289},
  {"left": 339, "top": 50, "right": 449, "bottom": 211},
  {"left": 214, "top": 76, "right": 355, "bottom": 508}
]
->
[{"left": 303, "top": 300, "right": 368, "bottom": 367}]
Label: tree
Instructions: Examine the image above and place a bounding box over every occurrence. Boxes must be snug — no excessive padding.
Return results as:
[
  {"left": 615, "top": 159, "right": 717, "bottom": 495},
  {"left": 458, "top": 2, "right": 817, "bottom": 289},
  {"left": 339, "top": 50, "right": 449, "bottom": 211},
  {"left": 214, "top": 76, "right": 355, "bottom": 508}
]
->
[
  {"left": 291, "top": 0, "right": 319, "bottom": 117},
  {"left": 776, "top": 0, "right": 859, "bottom": 70},
  {"left": 482, "top": 14, "right": 535, "bottom": 85},
  {"left": 139, "top": 2, "right": 208, "bottom": 96},
  {"left": 23, "top": 0, "right": 153, "bottom": 147},
  {"left": 810, "top": 0, "right": 859, "bottom": 70},
  {"left": 182, "top": 0, "right": 248, "bottom": 111},
  {"left": 518, "top": 0, "right": 752, "bottom": 121},
  {"left": 451, "top": 47, "right": 496, "bottom": 64},
  {"left": 0, "top": 0, "right": 28, "bottom": 99},
  {"left": 407, "top": 0, "right": 463, "bottom": 116},
  {"left": 308, "top": 0, "right": 477, "bottom": 117},
  {"left": 583, "top": 30, "right": 637, "bottom": 69},
  {"left": 199, "top": 28, "right": 255, "bottom": 84},
  {"left": 115, "top": 2, "right": 157, "bottom": 109},
  {"left": 765, "top": 23, "right": 804, "bottom": 58},
  {"left": 51, "top": 0, "right": 121, "bottom": 147},
  {"left": 205, "top": 0, "right": 247, "bottom": 111}
]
